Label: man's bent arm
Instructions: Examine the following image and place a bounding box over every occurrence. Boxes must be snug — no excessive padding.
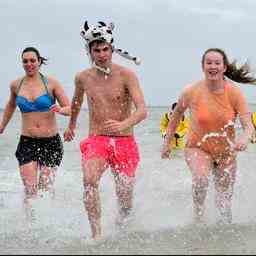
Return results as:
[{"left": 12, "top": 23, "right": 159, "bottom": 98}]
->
[{"left": 122, "top": 70, "right": 147, "bottom": 128}]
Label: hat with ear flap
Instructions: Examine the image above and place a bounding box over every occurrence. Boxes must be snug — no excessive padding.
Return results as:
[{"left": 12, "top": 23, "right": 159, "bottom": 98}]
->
[{"left": 80, "top": 20, "right": 141, "bottom": 65}]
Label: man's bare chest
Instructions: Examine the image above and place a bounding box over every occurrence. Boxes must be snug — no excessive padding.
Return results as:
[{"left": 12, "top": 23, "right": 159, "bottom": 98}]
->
[{"left": 86, "top": 82, "right": 129, "bottom": 104}]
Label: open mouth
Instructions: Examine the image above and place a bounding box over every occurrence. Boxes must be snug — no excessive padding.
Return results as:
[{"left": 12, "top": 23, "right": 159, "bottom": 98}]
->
[
  {"left": 26, "top": 67, "right": 35, "bottom": 72},
  {"left": 208, "top": 70, "right": 218, "bottom": 75}
]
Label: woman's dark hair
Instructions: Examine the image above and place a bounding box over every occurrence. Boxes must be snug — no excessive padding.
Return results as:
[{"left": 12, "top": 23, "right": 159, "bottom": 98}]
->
[
  {"left": 22, "top": 47, "right": 48, "bottom": 66},
  {"left": 202, "top": 48, "right": 256, "bottom": 85}
]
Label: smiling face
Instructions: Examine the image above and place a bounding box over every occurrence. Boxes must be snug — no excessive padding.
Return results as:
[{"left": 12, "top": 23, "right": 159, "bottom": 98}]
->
[
  {"left": 22, "top": 51, "right": 41, "bottom": 77},
  {"left": 90, "top": 41, "right": 112, "bottom": 68},
  {"left": 202, "top": 51, "right": 227, "bottom": 81}
]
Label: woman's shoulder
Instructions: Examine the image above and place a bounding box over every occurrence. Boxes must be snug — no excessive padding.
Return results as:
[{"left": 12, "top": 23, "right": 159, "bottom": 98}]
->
[
  {"left": 43, "top": 74, "right": 58, "bottom": 84},
  {"left": 225, "top": 80, "right": 243, "bottom": 96},
  {"left": 225, "top": 80, "right": 239, "bottom": 88},
  {"left": 184, "top": 80, "right": 202, "bottom": 90},
  {"left": 9, "top": 77, "right": 23, "bottom": 91},
  {"left": 182, "top": 80, "right": 203, "bottom": 98},
  {"left": 225, "top": 80, "right": 247, "bottom": 108},
  {"left": 43, "top": 75, "right": 64, "bottom": 90}
]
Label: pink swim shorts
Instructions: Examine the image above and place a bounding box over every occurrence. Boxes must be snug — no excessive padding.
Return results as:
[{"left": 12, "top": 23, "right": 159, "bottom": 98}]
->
[{"left": 80, "top": 135, "right": 140, "bottom": 177}]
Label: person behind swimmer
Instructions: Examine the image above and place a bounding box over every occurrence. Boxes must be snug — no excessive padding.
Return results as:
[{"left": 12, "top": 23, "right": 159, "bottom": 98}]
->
[
  {"left": 160, "top": 102, "right": 189, "bottom": 151},
  {"left": 0, "top": 47, "right": 71, "bottom": 218},
  {"left": 63, "top": 20, "right": 147, "bottom": 239},
  {"left": 250, "top": 112, "right": 256, "bottom": 143},
  {"left": 161, "top": 48, "right": 255, "bottom": 224}
]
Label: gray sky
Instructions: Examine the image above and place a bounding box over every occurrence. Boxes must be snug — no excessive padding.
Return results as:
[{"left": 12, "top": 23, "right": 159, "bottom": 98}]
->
[{"left": 1, "top": 0, "right": 256, "bottom": 107}]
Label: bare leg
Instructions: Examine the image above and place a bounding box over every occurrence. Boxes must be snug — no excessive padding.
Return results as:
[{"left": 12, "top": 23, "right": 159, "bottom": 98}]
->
[
  {"left": 213, "top": 159, "right": 236, "bottom": 224},
  {"left": 185, "top": 148, "right": 212, "bottom": 221},
  {"left": 38, "top": 166, "right": 57, "bottom": 199},
  {"left": 82, "top": 158, "right": 108, "bottom": 239},
  {"left": 113, "top": 172, "right": 135, "bottom": 226},
  {"left": 19, "top": 161, "right": 38, "bottom": 220}
]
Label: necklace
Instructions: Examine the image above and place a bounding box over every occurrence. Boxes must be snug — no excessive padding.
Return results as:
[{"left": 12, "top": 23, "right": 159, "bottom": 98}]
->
[{"left": 92, "top": 62, "right": 111, "bottom": 80}]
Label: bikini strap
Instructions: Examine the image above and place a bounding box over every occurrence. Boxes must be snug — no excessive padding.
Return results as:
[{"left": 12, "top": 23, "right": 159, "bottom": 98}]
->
[
  {"left": 40, "top": 72, "right": 56, "bottom": 102},
  {"left": 39, "top": 72, "right": 49, "bottom": 94},
  {"left": 16, "top": 77, "right": 25, "bottom": 95}
]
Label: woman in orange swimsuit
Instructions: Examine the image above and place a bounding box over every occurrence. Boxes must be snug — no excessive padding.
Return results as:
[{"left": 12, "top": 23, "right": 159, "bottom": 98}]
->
[{"left": 161, "top": 48, "right": 255, "bottom": 224}]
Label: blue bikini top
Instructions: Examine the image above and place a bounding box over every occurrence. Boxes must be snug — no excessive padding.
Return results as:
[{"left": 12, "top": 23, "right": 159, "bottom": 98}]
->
[{"left": 16, "top": 73, "right": 55, "bottom": 113}]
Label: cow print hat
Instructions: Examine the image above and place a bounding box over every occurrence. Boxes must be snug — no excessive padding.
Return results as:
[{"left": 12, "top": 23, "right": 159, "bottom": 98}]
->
[{"left": 80, "top": 20, "right": 141, "bottom": 65}]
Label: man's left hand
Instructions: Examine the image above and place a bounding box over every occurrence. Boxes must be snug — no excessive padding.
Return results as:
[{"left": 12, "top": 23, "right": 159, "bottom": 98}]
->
[{"left": 103, "top": 119, "right": 126, "bottom": 133}]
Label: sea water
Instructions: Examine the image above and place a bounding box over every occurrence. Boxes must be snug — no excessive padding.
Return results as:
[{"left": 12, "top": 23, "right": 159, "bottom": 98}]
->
[{"left": 1, "top": 107, "right": 256, "bottom": 254}]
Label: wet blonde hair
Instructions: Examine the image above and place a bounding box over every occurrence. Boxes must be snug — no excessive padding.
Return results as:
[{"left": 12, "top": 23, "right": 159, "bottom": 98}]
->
[{"left": 202, "top": 48, "right": 256, "bottom": 84}]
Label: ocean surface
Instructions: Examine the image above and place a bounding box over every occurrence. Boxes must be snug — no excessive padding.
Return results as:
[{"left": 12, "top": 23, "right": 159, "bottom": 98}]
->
[{"left": 1, "top": 106, "right": 256, "bottom": 255}]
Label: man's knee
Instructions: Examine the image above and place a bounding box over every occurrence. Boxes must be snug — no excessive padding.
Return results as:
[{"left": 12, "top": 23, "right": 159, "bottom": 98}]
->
[
  {"left": 24, "top": 184, "right": 38, "bottom": 198},
  {"left": 83, "top": 172, "right": 100, "bottom": 190},
  {"left": 82, "top": 159, "right": 107, "bottom": 186},
  {"left": 114, "top": 172, "right": 135, "bottom": 187}
]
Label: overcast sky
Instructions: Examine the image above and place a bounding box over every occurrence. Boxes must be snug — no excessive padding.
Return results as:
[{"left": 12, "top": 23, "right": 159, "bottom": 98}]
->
[{"left": 1, "top": 0, "right": 256, "bottom": 107}]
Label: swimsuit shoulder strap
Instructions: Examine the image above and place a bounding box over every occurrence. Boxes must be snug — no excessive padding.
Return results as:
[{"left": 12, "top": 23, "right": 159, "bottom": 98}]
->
[
  {"left": 16, "top": 77, "right": 25, "bottom": 95},
  {"left": 39, "top": 72, "right": 55, "bottom": 101},
  {"left": 39, "top": 72, "right": 50, "bottom": 94}
]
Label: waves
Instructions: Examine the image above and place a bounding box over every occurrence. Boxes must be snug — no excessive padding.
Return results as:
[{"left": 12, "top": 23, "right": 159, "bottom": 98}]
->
[{"left": 1, "top": 221, "right": 256, "bottom": 254}]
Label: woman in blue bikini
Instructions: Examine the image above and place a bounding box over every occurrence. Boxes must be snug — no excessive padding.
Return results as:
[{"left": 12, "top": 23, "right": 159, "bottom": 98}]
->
[{"left": 0, "top": 47, "right": 70, "bottom": 217}]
